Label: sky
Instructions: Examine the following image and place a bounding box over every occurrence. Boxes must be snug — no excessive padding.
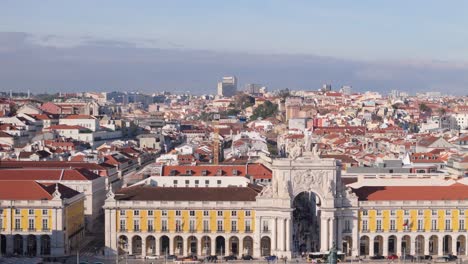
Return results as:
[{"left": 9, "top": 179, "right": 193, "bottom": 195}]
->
[{"left": 1, "top": 0, "right": 468, "bottom": 94}]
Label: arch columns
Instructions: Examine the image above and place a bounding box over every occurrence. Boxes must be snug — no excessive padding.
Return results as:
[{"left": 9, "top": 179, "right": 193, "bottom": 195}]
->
[
  {"left": 369, "top": 236, "right": 374, "bottom": 256},
  {"left": 286, "top": 218, "right": 291, "bottom": 252},
  {"left": 36, "top": 236, "right": 42, "bottom": 256},
  {"left": 424, "top": 236, "right": 430, "bottom": 255},
  {"left": 272, "top": 218, "right": 277, "bottom": 252},
  {"left": 383, "top": 236, "right": 389, "bottom": 257},
  {"left": 169, "top": 237, "right": 174, "bottom": 255},
  {"left": 451, "top": 235, "right": 457, "bottom": 255},
  {"left": 128, "top": 238, "right": 133, "bottom": 255},
  {"left": 210, "top": 237, "right": 215, "bottom": 256},
  {"left": 438, "top": 236, "right": 443, "bottom": 256},
  {"left": 141, "top": 238, "right": 146, "bottom": 258}
]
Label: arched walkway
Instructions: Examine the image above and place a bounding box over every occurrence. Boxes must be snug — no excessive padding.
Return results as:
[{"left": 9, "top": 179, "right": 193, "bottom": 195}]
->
[
  {"left": 229, "top": 236, "right": 239, "bottom": 256},
  {"left": 160, "top": 236, "right": 170, "bottom": 256},
  {"left": 0, "top": 235, "right": 6, "bottom": 255},
  {"left": 388, "top": 235, "right": 397, "bottom": 255},
  {"left": 118, "top": 235, "right": 128, "bottom": 255},
  {"left": 443, "top": 235, "right": 452, "bottom": 255},
  {"left": 41, "top": 235, "right": 51, "bottom": 255},
  {"left": 13, "top": 235, "right": 23, "bottom": 255},
  {"left": 342, "top": 236, "right": 352, "bottom": 256},
  {"left": 215, "top": 236, "right": 225, "bottom": 256},
  {"left": 174, "top": 236, "right": 183, "bottom": 256},
  {"left": 132, "top": 235, "right": 142, "bottom": 255},
  {"left": 188, "top": 236, "right": 198, "bottom": 256},
  {"left": 429, "top": 235, "right": 438, "bottom": 255},
  {"left": 359, "top": 236, "right": 369, "bottom": 256},
  {"left": 146, "top": 236, "right": 156, "bottom": 256},
  {"left": 292, "top": 192, "right": 320, "bottom": 253},
  {"left": 260, "top": 236, "right": 271, "bottom": 257},
  {"left": 27, "top": 235, "right": 37, "bottom": 256},
  {"left": 373, "top": 236, "right": 383, "bottom": 256},
  {"left": 415, "top": 235, "right": 425, "bottom": 256},
  {"left": 457, "top": 235, "right": 466, "bottom": 255},
  {"left": 243, "top": 236, "right": 253, "bottom": 256},
  {"left": 201, "top": 236, "right": 211, "bottom": 256},
  {"left": 401, "top": 235, "right": 411, "bottom": 256}
]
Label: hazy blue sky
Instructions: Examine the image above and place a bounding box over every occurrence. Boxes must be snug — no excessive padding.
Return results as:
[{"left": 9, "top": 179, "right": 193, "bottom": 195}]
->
[
  {"left": 2, "top": 0, "right": 468, "bottom": 61},
  {"left": 1, "top": 1, "right": 468, "bottom": 94}
]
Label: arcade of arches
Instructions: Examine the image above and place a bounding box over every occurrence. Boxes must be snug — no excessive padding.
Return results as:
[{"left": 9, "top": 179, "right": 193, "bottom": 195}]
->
[
  {"left": 0, "top": 234, "right": 51, "bottom": 256},
  {"left": 359, "top": 234, "right": 468, "bottom": 256},
  {"left": 117, "top": 234, "right": 257, "bottom": 257}
]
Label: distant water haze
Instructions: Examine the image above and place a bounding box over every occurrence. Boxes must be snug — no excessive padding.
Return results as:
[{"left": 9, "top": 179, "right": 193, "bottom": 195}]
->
[{"left": 0, "top": 32, "right": 467, "bottom": 95}]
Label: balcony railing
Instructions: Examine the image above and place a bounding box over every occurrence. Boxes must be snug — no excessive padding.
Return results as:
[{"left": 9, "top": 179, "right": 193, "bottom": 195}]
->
[
  {"left": 120, "top": 228, "right": 128, "bottom": 232},
  {"left": 217, "top": 229, "right": 224, "bottom": 233},
  {"left": 28, "top": 228, "right": 36, "bottom": 231},
  {"left": 342, "top": 229, "right": 352, "bottom": 234}
]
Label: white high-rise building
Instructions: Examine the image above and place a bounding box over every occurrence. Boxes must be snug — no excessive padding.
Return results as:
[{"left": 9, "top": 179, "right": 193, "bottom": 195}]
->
[{"left": 217, "top": 76, "right": 238, "bottom": 97}]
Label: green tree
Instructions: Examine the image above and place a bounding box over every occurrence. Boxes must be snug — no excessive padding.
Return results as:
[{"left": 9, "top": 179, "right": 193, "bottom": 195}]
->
[
  {"left": 250, "top": 101, "right": 278, "bottom": 120},
  {"left": 419, "top": 103, "right": 431, "bottom": 113}
]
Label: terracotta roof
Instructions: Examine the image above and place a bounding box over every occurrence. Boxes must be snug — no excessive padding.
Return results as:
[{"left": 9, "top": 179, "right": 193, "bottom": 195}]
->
[
  {"left": 46, "top": 124, "right": 86, "bottom": 130},
  {"left": 162, "top": 163, "right": 272, "bottom": 179},
  {"left": 62, "top": 115, "right": 95, "bottom": 119},
  {"left": 0, "top": 160, "right": 111, "bottom": 171},
  {"left": 0, "top": 168, "right": 101, "bottom": 181},
  {"left": 115, "top": 185, "right": 261, "bottom": 201},
  {"left": 0, "top": 180, "right": 80, "bottom": 200},
  {"left": 353, "top": 185, "right": 468, "bottom": 201}
]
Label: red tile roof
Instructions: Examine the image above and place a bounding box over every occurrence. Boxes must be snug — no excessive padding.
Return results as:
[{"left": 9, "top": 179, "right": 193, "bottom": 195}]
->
[
  {"left": 353, "top": 185, "right": 468, "bottom": 201},
  {"left": 0, "top": 180, "right": 80, "bottom": 200},
  {"left": 0, "top": 168, "right": 101, "bottom": 181},
  {"left": 162, "top": 163, "right": 272, "bottom": 179},
  {"left": 115, "top": 185, "right": 261, "bottom": 202}
]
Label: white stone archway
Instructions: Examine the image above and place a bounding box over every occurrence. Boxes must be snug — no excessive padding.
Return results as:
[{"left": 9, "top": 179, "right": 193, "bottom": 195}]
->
[{"left": 255, "top": 153, "right": 359, "bottom": 258}]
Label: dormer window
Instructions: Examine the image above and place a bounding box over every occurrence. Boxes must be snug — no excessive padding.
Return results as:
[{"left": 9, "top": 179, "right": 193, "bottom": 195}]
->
[
  {"left": 232, "top": 169, "right": 238, "bottom": 176},
  {"left": 202, "top": 170, "right": 208, "bottom": 176},
  {"left": 186, "top": 170, "right": 192, "bottom": 176},
  {"left": 170, "top": 170, "right": 176, "bottom": 176},
  {"left": 217, "top": 169, "right": 223, "bottom": 176}
]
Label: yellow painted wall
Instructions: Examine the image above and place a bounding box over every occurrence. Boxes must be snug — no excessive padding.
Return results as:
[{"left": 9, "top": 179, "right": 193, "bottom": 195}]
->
[
  {"left": 410, "top": 210, "right": 417, "bottom": 231},
  {"left": 65, "top": 199, "right": 85, "bottom": 237},
  {"left": 383, "top": 210, "right": 389, "bottom": 231},
  {"left": 238, "top": 210, "right": 245, "bottom": 232},
  {"left": 396, "top": 210, "right": 403, "bottom": 231},
  {"left": 424, "top": 209, "right": 431, "bottom": 231},
  {"left": 438, "top": 210, "right": 445, "bottom": 231}
]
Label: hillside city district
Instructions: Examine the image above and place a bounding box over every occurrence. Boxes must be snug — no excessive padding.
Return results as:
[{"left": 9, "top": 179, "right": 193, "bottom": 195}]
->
[{"left": 0, "top": 78, "right": 467, "bottom": 264}]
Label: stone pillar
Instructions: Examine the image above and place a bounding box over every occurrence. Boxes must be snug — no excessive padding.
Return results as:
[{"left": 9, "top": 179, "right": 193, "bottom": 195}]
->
[
  {"left": 278, "top": 218, "right": 285, "bottom": 252},
  {"left": 351, "top": 216, "right": 359, "bottom": 257},
  {"left": 37, "top": 236, "right": 42, "bottom": 256},
  {"left": 383, "top": 236, "right": 389, "bottom": 257},
  {"left": 169, "top": 237, "right": 174, "bottom": 255},
  {"left": 197, "top": 239, "right": 202, "bottom": 257},
  {"left": 239, "top": 237, "right": 244, "bottom": 256},
  {"left": 128, "top": 238, "right": 133, "bottom": 255},
  {"left": 286, "top": 218, "right": 291, "bottom": 252},
  {"left": 254, "top": 216, "right": 261, "bottom": 257},
  {"left": 142, "top": 238, "right": 146, "bottom": 257},
  {"left": 210, "top": 237, "right": 216, "bottom": 256},
  {"left": 369, "top": 236, "right": 374, "bottom": 256},
  {"left": 465, "top": 235, "right": 468, "bottom": 256},
  {"left": 410, "top": 237, "right": 416, "bottom": 255},
  {"left": 451, "top": 236, "right": 457, "bottom": 255},
  {"left": 23, "top": 235, "right": 28, "bottom": 255},
  {"left": 438, "top": 236, "right": 443, "bottom": 256},
  {"left": 272, "top": 218, "right": 277, "bottom": 252},
  {"left": 6, "top": 235, "right": 13, "bottom": 255},
  {"left": 329, "top": 217, "right": 336, "bottom": 250},
  {"left": 336, "top": 218, "right": 342, "bottom": 250},
  {"left": 396, "top": 236, "right": 402, "bottom": 256},
  {"left": 320, "top": 217, "right": 329, "bottom": 252},
  {"left": 182, "top": 237, "right": 187, "bottom": 256},
  {"left": 424, "top": 236, "right": 430, "bottom": 255},
  {"left": 105, "top": 208, "right": 117, "bottom": 255}
]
